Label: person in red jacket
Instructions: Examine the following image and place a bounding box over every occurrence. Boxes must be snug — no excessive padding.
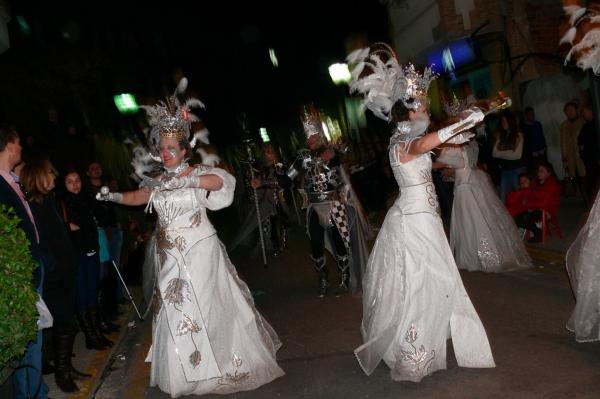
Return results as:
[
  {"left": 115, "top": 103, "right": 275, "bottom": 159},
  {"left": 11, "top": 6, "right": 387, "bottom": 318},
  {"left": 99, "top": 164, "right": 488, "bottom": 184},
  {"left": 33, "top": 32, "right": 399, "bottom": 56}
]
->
[
  {"left": 513, "top": 163, "right": 561, "bottom": 242},
  {"left": 506, "top": 174, "right": 534, "bottom": 216}
]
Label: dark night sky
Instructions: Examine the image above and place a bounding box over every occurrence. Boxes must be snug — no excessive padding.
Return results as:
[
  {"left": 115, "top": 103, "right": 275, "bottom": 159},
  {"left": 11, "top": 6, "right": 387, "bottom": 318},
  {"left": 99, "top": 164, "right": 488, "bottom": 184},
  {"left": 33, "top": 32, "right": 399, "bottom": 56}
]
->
[{"left": 4, "top": 0, "right": 390, "bottom": 148}]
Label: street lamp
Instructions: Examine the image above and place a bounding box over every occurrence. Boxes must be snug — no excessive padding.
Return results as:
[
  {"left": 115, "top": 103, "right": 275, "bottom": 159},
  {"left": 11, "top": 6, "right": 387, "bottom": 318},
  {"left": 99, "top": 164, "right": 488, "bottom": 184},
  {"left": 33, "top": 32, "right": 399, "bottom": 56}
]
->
[
  {"left": 113, "top": 93, "right": 138, "bottom": 114},
  {"left": 259, "top": 127, "right": 270, "bottom": 143},
  {"left": 269, "top": 48, "right": 279, "bottom": 67},
  {"left": 328, "top": 63, "right": 351, "bottom": 85}
]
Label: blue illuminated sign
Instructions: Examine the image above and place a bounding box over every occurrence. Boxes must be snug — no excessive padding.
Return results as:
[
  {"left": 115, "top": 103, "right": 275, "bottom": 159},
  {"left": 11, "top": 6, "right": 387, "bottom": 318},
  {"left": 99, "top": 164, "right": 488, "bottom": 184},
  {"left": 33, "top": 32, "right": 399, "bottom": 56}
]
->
[{"left": 427, "top": 38, "right": 478, "bottom": 75}]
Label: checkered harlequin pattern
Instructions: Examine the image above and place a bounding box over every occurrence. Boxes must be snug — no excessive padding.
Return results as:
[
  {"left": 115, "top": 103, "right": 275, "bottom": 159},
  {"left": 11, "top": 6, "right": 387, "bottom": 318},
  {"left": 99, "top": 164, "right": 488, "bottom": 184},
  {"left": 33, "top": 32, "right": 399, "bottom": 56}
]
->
[
  {"left": 262, "top": 218, "right": 271, "bottom": 235},
  {"left": 330, "top": 201, "right": 350, "bottom": 250}
]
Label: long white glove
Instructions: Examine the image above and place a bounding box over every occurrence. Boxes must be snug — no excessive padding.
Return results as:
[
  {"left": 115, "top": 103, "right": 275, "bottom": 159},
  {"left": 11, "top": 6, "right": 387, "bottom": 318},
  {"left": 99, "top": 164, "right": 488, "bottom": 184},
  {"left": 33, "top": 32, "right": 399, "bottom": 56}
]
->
[
  {"left": 160, "top": 175, "right": 201, "bottom": 191},
  {"left": 437, "top": 107, "right": 484, "bottom": 143},
  {"left": 445, "top": 131, "right": 475, "bottom": 145},
  {"left": 95, "top": 186, "right": 123, "bottom": 203}
]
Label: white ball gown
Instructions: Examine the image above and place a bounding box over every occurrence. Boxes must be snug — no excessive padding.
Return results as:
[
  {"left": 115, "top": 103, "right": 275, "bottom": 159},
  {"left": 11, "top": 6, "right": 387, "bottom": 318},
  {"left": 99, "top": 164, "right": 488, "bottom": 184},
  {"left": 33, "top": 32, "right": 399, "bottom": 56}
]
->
[
  {"left": 442, "top": 141, "right": 532, "bottom": 272},
  {"left": 566, "top": 191, "right": 600, "bottom": 342},
  {"left": 354, "top": 135, "right": 495, "bottom": 382},
  {"left": 145, "top": 166, "right": 284, "bottom": 397}
]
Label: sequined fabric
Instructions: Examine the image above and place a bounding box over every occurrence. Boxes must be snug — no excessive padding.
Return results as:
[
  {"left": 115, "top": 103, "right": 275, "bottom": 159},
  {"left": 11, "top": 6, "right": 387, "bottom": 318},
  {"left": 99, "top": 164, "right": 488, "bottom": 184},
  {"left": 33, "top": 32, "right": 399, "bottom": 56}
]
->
[
  {"left": 146, "top": 166, "right": 284, "bottom": 397},
  {"left": 354, "top": 136, "right": 495, "bottom": 382}
]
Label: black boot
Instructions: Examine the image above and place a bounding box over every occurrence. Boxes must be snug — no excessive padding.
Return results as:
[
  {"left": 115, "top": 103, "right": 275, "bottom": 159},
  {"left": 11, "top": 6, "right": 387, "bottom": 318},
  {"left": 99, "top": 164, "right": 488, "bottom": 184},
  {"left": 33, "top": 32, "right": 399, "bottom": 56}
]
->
[
  {"left": 98, "top": 309, "right": 120, "bottom": 334},
  {"left": 335, "top": 255, "right": 350, "bottom": 297},
  {"left": 76, "top": 311, "right": 108, "bottom": 350},
  {"left": 70, "top": 365, "right": 92, "bottom": 380},
  {"left": 89, "top": 306, "right": 114, "bottom": 348},
  {"left": 311, "top": 256, "right": 329, "bottom": 298},
  {"left": 53, "top": 333, "right": 79, "bottom": 393}
]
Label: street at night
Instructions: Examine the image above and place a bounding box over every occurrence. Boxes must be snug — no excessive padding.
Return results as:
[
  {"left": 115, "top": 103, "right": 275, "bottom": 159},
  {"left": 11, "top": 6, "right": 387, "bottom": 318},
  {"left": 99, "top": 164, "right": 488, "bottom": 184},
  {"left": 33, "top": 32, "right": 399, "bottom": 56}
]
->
[
  {"left": 1, "top": 1, "right": 600, "bottom": 399},
  {"left": 85, "top": 200, "right": 600, "bottom": 399}
]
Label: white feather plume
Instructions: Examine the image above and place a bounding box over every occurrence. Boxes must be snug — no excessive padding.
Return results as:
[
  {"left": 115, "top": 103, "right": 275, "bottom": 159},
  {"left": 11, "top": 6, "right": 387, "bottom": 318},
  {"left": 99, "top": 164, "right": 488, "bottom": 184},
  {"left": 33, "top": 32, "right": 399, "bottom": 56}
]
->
[
  {"left": 185, "top": 98, "right": 205, "bottom": 110},
  {"left": 188, "top": 114, "right": 201, "bottom": 123},
  {"left": 130, "top": 145, "right": 161, "bottom": 180},
  {"left": 569, "top": 6, "right": 587, "bottom": 25},
  {"left": 189, "top": 128, "right": 210, "bottom": 148},
  {"left": 346, "top": 47, "right": 370, "bottom": 66},
  {"left": 196, "top": 148, "right": 221, "bottom": 167},
  {"left": 570, "top": 29, "right": 600, "bottom": 74},
  {"left": 347, "top": 45, "right": 414, "bottom": 122},
  {"left": 562, "top": 4, "right": 600, "bottom": 75},
  {"left": 560, "top": 27, "right": 577, "bottom": 45},
  {"left": 176, "top": 77, "right": 188, "bottom": 95}
]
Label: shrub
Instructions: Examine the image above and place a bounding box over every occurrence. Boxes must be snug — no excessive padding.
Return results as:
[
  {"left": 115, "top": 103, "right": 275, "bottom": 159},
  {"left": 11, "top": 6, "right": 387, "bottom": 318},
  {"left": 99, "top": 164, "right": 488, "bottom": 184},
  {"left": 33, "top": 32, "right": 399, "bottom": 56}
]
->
[{"left": 0, "top": 204, "right": 38, "bottom": 370}]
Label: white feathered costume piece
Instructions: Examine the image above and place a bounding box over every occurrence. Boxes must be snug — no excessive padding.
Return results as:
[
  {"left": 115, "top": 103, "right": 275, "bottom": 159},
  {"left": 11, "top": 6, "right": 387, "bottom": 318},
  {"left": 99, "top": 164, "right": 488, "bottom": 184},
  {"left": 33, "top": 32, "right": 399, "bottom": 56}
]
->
[
  {"left": 130, "top": 77, "right": 214, "bottom": 181},
  {"left": 346, "top": 43, "right": 436, "bottom": 122},
  {"left": 560, "top": 1, "right": 600, "bottom": 74}
]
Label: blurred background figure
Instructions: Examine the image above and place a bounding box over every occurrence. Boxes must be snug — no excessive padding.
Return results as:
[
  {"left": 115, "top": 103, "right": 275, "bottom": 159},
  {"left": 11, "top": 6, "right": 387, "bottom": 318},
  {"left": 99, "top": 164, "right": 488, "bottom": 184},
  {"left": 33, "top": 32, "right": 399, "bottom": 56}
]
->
[
  {"left": 492, "top": 110, "right": 527, "bottom": 202},
  {"left": 61, "top": 169, "right": 113, "bottom": 351}
]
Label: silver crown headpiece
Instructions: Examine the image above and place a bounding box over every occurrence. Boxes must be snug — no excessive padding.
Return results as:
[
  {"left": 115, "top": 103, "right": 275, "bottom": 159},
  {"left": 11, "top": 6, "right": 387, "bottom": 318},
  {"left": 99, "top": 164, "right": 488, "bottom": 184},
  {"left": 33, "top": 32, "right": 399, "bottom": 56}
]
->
[
  {"left": 140, "top": 77, "right": 206, "bottom": 145},
  {"left": 442, "top": 94, "right": 467, "bottom": 117}
]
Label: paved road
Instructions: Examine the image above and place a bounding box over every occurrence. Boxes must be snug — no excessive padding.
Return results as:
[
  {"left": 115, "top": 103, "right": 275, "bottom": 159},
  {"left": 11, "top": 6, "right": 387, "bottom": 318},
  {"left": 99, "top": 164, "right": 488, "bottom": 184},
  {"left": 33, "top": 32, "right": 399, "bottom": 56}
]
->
[{"left": 94, "top": 225, "right": 600, "bottom": 399}]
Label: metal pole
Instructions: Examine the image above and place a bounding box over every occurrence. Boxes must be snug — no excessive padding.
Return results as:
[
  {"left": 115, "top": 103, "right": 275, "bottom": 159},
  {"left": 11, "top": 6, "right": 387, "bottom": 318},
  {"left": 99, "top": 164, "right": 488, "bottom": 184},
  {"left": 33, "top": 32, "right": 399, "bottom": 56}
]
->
[
  {"left": 111, "top": 260, "right": 143, "bottom": 320},
  {"left": 248, "top": 164, "right": 268, "bottom": 266},
  {"left": 243, "top": 139, "right": 268, "bottom": 266}
]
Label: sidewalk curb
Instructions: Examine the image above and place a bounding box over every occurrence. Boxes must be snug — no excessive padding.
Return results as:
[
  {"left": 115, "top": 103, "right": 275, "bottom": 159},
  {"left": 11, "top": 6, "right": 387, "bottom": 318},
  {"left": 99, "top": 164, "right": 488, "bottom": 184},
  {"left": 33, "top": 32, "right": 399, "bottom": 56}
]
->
[{"left": 69, "top": 305, "right": 135, "bottom": 399}]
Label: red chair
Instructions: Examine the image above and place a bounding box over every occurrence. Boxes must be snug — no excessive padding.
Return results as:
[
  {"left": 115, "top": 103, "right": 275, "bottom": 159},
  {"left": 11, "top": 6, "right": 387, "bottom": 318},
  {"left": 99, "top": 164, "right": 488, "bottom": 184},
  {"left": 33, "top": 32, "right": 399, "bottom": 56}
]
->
[{"left": 540, "top": 208, "right": 562, "bottom": 242}]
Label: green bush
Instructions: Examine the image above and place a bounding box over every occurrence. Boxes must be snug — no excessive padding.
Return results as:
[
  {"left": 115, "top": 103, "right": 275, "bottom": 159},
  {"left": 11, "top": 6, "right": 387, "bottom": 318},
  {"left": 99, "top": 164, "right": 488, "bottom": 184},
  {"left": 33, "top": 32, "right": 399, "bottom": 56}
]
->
[{"left": 0, "top": 205, "right": 38, "bottom": 369}]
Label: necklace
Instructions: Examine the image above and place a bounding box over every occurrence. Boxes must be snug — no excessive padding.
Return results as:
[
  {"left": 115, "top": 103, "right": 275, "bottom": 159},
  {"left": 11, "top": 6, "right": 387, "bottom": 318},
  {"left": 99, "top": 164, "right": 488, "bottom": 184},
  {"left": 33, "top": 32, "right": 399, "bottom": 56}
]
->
[{"left": 164, "top": 161, "right": 189, "bottom": 177}]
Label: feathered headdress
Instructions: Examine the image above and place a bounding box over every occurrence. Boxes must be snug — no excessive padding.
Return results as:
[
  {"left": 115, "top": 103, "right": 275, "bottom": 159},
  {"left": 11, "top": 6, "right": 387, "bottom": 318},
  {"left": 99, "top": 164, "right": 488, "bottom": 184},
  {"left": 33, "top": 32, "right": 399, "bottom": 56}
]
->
[
  {"left": 346, "top": 42, "right": 437, "bottom": 122},
  {"left": 139, "top": 77, "right": 207, "bottom": 145},
  {"left": 130, "top": 77, "right": 212, "bottom": 179},
  {"left": 560, "top": 1, "right": 600, "bottom": 74}
]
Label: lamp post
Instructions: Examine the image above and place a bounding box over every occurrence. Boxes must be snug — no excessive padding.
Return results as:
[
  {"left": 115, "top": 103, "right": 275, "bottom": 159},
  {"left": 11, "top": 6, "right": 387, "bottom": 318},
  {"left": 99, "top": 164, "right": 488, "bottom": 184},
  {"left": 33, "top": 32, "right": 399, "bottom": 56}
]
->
[{"left": 328, "top": 63, "right": 351, "bottom": 85}]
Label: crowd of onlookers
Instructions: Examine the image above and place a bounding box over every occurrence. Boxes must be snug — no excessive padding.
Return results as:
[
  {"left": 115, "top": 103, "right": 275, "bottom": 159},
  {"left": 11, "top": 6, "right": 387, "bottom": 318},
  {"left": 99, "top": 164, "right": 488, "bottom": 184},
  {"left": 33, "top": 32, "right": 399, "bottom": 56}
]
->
[
  {"left": 428, "top": 99, "right": 598, "bottom": 243},
  {"left": 0, "top": 125, "right": 150, "bottom": 397}
]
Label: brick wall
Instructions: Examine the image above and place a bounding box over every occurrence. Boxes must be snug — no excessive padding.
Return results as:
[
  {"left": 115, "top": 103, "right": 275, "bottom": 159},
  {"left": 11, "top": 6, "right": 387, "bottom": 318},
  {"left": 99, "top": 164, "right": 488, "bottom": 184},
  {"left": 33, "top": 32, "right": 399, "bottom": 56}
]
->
[
  {"left": 435, "top": 0, "right": 563, "bottom": 100},
  {"left": 526, "top": 1, "right": 563, "bottom": 75}
]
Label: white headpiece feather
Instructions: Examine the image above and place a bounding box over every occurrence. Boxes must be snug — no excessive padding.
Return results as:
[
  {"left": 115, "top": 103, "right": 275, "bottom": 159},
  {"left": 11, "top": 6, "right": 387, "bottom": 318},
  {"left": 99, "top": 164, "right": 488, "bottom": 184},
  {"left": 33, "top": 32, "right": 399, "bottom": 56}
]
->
[
  {"left": 130, "top": 77, "right": 211, "bottom": 179},
  {"left": 561, "top": 4, "right": 600, "bottom": 74},
  {"left": 196, "top": 148, "right": 221, "bottom": 167},
  {"left": 347, "top": 43, "right": 436, "bottom": 122}
]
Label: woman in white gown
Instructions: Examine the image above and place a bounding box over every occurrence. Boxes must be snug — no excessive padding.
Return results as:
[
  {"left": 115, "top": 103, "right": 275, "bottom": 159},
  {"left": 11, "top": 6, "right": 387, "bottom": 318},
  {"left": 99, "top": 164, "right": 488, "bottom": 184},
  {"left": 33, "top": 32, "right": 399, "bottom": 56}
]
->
[
  {"left": 566, "top": 191, "right": 600, "bottom": 342},
  {"left": 98, "top": 81, "right": 284, "bottom": 397},
  {"left": 347, "top": 45, "right": 495, "bottom": 382},
  {"left": 440, "top": 139, "right": 532, "bottom": 272}
]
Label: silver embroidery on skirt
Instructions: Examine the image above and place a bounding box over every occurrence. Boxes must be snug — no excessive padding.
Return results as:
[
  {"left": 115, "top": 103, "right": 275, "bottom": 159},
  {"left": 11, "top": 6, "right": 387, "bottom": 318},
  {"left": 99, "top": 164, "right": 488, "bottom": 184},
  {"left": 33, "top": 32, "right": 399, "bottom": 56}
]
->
[
  {"left": 477, "top": 237, "right": 500, "bottom": 270},
  {"left": 396, "top": 324, "right": 435, "bottom": 378}
]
